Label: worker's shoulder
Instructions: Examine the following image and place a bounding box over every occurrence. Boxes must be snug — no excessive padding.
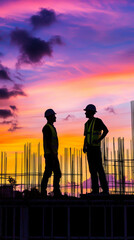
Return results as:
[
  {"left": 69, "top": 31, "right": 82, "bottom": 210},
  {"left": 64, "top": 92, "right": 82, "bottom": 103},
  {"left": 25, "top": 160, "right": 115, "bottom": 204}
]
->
[
  {"left": 84, "top": 118, "right": 102, "bottom": 125},
  {"left": 42, "top": 124, "right": 51, "bottom": 133},
  {"left": 85, "top": 120, "right": 89, "bottom": 126},
  {"left": 94, "top": 117, "right": 105, "bottom": 128},
  {"left": 95, "top": 117, "right": 108, "bottom": 129},
  {"left": 95, "top": 117, "right": 103, "bottom": 122}
]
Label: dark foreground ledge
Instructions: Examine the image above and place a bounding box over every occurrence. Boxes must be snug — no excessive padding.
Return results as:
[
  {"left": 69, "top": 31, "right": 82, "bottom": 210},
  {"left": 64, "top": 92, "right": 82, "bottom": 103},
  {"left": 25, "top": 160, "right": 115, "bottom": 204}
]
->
[
  {"left": 0, "top": 193, "right": 134, "bottom": 205},
  {"left": 0, "top": 194, "right": 134, "bottom": 240},
  {"left": 1, "top": 194, "right": 134, "bottom": 213}
]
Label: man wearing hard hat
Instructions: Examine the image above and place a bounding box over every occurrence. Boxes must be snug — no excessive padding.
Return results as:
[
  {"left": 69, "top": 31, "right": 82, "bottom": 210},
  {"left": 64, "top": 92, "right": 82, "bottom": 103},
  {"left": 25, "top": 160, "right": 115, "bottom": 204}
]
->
[
  {"left": 41, "top": 109, "right": 62, "bottom": 197},
  {"left": 83, "top": 104, "right": 109, "bottom": 195}
]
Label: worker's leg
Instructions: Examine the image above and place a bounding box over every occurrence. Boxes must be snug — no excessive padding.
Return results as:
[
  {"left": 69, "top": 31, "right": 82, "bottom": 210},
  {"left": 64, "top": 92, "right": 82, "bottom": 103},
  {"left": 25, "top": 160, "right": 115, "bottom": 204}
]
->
[
  {"left": 41, "top": 154, "right": 53, "bottom": 195},
  {"left": 87, "top": 147, "right": 99, "bottom": 193},
  {"left": 96, "top": 148, "right": 109, "bottom": 193},
  {"left": 53, "top": 155, "right": 62, "bottom": 194}
]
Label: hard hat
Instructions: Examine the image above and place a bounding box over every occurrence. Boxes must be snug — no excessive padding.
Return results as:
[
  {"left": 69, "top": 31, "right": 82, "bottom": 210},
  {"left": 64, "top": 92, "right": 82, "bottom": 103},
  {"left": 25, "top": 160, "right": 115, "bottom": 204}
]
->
[
  {"left": 44, "top": 109, "right": 56, "bottom": 118},
  {"left": 84, "top": 104, "right": 97, "bottom": 112}
]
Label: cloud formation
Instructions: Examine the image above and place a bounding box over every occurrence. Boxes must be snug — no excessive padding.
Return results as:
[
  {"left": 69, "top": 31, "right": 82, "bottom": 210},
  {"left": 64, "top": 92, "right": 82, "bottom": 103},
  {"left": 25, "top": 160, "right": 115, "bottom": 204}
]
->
[
  {"left": 63, "top": 114, "right": 75, "bottom": 121},
  {"left": 0, "top": 105, "right": 22, "bottom": 131},
  {"left": 49, "top": 35, "right": 64, "bottom": 45},
  {"left": 0, "top": 109, "right": 13, "bottom": 118},
  {"left": 10, "top": 105, "right": 18, "bottom": 111},
  {"left": 0, "top": 84, "right": 27, "bottom": 99},
  {"left": 30, "top": 8, "right": 57, "bottom": 29},
  {"left": 105, "top": 106, "right": 116, "bottom": 114},
  {"left": 8, "top": 121, "right": 22, "bottom": 132},
  {"left": 10, "top": 28, "right": 63, "bottom": 65},
  {"left": 0, "top": 120, "right": 12, "bottom": 124},
  {"left": 0, "top": 64, "right": 12, "bottom": 81},
  {"left": 11, "top": 28, "right": 52, "bottom": 65}
]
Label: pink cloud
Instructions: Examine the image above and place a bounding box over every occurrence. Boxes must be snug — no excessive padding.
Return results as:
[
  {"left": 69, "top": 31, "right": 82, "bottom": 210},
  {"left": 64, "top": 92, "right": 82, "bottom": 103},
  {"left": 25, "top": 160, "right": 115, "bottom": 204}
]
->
[{"left": 0, "top": 0, "right": 127, "bottom": 18}]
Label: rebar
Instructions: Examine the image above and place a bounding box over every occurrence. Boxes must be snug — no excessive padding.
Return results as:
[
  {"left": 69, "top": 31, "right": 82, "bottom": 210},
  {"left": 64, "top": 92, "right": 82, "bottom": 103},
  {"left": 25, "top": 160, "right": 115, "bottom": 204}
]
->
[{"left": 0, "top": 138, "right": 134, "bottom": 196}]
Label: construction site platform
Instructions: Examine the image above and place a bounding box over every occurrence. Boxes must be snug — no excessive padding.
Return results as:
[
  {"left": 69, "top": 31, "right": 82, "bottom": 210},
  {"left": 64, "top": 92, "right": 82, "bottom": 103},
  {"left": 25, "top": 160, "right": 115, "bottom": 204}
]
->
[{"left": 0, "top": 194, "right": 134, "bottom": 240}]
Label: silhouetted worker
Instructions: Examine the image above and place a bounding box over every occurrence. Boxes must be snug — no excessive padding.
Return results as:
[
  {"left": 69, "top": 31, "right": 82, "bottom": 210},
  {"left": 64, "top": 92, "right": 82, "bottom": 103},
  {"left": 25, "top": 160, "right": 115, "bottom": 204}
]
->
[
  {"left": 83, "top": 104, "right": 109, "bottom": 195},
  {"left": 41, "top": 109, "right": 62, "bottom": 197}
]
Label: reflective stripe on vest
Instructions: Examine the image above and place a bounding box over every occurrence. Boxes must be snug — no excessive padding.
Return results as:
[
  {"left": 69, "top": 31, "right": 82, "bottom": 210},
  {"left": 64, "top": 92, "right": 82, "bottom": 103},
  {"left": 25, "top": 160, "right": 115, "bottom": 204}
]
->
[
  {"left": 44, "top": 123, "right": 58, "bottom": 154},
  {"left": 85, "top": 118, "right": 101, "bottom": 146}
]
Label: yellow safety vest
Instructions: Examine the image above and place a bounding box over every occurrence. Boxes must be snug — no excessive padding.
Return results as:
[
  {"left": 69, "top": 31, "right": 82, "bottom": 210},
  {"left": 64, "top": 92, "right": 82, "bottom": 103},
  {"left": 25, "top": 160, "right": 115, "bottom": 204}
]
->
[
  {"left": 44, "top": 123, "right": 58, "bottom": 154},
  {"left": 85, "top": 118, "right": 101, "bottom": 146}
]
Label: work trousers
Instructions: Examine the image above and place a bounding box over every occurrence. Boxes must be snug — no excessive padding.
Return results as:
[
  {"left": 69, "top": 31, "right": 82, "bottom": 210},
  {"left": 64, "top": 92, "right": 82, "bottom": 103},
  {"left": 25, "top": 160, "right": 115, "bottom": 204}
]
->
[
  {"left": 87, "top": 146, "right": 108, "bottom": 193},
  {"left": 41, "top": 154, "right": 61, "bottom": 194}
]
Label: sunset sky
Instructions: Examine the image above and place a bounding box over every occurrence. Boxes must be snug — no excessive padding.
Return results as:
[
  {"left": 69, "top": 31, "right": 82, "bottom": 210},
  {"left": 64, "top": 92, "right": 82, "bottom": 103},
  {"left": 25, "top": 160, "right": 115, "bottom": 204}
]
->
[{"left": 0, "top": 0, "right": 134, "bottom": 152}]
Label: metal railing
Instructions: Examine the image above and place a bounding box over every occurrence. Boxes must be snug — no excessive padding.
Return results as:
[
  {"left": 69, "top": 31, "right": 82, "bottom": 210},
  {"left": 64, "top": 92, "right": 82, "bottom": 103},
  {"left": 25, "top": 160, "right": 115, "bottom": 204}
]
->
[{"left": 0, "top": 197, "right": 134, "bottom": 239}]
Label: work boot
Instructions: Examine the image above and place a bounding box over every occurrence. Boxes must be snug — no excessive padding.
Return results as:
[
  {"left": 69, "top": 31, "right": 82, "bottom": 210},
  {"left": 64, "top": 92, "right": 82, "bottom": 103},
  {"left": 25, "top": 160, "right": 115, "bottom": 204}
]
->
[
  {"left": 100, "top": 190, "right": 109, "bottom": 196},
  {"left": 54, "top": 189, "right": 62, "bottom": 198},
  {"left": 88, "top": 190, "right": 99, "bottom": 196},
  {"left": 41, "top": 189, "right": 47, "bottom": 198}
]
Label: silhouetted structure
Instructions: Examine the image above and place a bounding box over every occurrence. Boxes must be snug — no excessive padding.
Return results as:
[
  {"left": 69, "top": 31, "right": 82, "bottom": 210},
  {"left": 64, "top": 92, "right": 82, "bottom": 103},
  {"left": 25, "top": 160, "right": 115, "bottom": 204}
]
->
[
  {"left": 1, "top": 105, "right": 134, "bottom": 239},
  {"left": 0, "top": 196, "right": 134, "bottom": 239},
  {"left": 0, "top": 137, "right": 134, "bottom": 197},
  {"left": 131, "top": 101, "right": 134, "bottom": 158}
]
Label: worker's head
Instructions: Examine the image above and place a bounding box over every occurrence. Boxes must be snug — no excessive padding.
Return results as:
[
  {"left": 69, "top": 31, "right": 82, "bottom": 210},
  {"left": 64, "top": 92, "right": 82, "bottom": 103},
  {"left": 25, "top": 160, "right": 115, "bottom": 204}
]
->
[
  {"left": 44, "top": 109, "right": 56, "bottom": 123},
  {"left": 84, "top": 104, "right": 97, "bottom": 119}
]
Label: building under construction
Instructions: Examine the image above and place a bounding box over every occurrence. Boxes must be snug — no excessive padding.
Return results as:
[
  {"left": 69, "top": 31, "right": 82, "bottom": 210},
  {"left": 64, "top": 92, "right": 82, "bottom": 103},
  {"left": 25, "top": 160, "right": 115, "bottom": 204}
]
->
[
  {"left": 131, "top": 100, "right": 134, "bottom": 159},
  {"left": 0, "top": 138, "right": 134, "bottom": 239},
  {"left": 0, "top": 137, "right": 134, "bottom": 197},
  {"left": 0, "top": 101, "right": 134, "bottom": 239}
]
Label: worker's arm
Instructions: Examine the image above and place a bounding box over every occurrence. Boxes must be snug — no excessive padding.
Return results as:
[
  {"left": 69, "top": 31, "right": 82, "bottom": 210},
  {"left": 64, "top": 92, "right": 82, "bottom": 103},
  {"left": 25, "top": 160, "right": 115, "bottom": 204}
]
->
[
  {"left": 83, "top": 136, "right": 88, "bottom": 153},
  {"left": 83, "top": 123, "right": 88, "bottom": 153},
  {"left": 98, "top": 127, "right": 109, "bottom": 142},
  {"left": 94, "top": 120, "right": 109, "bottom": 144}
]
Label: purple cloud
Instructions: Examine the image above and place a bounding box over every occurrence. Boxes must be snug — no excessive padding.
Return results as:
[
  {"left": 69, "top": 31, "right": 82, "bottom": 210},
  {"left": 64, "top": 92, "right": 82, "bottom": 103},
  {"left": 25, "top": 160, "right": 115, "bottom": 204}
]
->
[
  {"left": 0, "top": 120, "right": 12, "bottom": 124},
  {"left": 105, "top": 106, "right": 116, "bottom": 114},
  {"left": 63, "top": 114, "right": 75, "bottom": 121},
  {"left": 11, "top": 28, "right": 52, "bottom": 65},
  {"left": 0, "top": 64, "right": 12, "bottom": 81},
  {"left": 0, "top": 109, "right": 13, "bottom": 118},
  {"left": 0, "top": 106, "right": 22, "bottom": 132},
  {"left": 0, "top": 84, "right": 27, "bottom": 99},
  {"left": 30, "top": 8, "right": 57, "bottom": 29},
  {"left": 49, "top": 35, "right": 64, "bottom": 46},
  {"left": 117, "top": 48, "right": 134, "bottom": 62},
  {"left": 14, "top": 72, "right": 24, "bottom": 81},
  {"left": 10, "top": 105, "right": 18, "bottom": 111},
  {"left": 10, "top": 28, "right": 63, "bottom": 66},
  {"left": 8, "top": 121, "right": 22, "bottom": 132}
]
